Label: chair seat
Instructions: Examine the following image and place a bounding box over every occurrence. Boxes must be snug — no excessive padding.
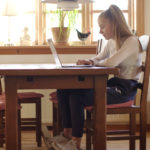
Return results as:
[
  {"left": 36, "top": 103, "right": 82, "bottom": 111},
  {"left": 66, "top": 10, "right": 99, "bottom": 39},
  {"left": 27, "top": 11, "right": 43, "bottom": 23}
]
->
[
  {"left": 106, "top": 100, "right": 134, "bottom": 108},
  {"left": 0, "top": 97, "right": 5, "bottom": 110},
  {"left": 50, "top": 91, "right": 134, "bottom": 110},
  {"left": 0, "top": 95, "right": 21, "bottom": 110},
  {"left": 0, "top": 92, "right": 43, "bottom": 110},
  {"left": 50, "top": 91, "right": 58, "bottom": 103},
  {"left": 17, "top": 92, "right": 43, "bottom": 99}
]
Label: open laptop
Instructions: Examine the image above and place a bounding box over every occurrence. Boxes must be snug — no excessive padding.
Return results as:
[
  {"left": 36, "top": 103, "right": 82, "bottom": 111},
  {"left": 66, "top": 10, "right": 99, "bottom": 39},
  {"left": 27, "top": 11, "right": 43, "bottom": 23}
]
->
[{"left": 48, "top": 39, "right": 93, "bottom": 68}]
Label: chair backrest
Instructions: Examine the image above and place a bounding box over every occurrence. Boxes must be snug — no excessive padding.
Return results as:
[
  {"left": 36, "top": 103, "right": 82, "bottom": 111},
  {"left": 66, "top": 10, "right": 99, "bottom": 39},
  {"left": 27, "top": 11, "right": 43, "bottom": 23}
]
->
[
  {"left": 96, "top": 39, "right": 103, "bottom": 54},
  {"left": 138, "top": 35, "right": 150, "bottom": 109},
  {"left": 0, "top": 76, "right": 2, "bottom": 95}
]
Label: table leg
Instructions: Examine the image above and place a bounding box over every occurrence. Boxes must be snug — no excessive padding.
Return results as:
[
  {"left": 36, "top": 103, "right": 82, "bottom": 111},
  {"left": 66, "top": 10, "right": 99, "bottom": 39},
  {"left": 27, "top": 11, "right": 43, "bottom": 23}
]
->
[
  {"left": 5, "top": 76, "right": 18, "bottom": 150},
  {"left": 93, "top": 75, "right": 108, "bottom": 150}
]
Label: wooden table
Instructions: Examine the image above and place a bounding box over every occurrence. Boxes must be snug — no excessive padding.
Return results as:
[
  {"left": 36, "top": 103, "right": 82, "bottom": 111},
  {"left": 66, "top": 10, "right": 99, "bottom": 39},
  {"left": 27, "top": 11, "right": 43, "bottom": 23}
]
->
[{"left": 0, "top": 64, "right": 119, "bottom": 150}]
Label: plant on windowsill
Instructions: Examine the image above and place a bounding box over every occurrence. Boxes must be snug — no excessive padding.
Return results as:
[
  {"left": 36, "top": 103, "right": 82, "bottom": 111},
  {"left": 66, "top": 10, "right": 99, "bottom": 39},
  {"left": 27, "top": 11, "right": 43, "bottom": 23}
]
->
[{"left": 48, "top": 9, "right": 78, "bottom": 43}]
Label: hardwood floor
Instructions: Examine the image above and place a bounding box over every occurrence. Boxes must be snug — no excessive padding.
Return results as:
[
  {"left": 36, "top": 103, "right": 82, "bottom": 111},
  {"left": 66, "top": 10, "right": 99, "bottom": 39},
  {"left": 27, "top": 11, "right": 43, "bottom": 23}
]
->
[{"left": 0, "top": 131, "right": 150, "bottom": 150}]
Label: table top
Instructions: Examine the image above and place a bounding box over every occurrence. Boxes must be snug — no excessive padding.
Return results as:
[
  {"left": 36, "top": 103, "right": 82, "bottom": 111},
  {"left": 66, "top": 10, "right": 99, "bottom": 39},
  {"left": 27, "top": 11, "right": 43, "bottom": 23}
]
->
[{"left": 0, "top": 64, "right": 119, "bottom": 76}]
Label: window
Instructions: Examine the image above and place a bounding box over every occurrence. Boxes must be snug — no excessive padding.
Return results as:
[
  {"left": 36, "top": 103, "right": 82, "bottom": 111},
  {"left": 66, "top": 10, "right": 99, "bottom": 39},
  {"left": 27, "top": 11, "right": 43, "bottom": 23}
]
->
[
  {"left": 0, "top": 0, "right": 36, "bottom": 46},
  {"left": 0, "top": 0, "right": 143, "bottom": 46},
  {"left": 92, "top": 0, "right": 132, "bottom": 41}
]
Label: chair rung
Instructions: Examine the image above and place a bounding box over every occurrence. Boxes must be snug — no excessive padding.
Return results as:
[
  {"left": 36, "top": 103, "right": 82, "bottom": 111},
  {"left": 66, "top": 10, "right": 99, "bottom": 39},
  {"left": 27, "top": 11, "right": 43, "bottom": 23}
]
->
[
  {"left": 107, "top": 130, "right": 130, "bottom": 135},
  {"left": 107, "top": 106, "right": 140, "bottom": 114},
  {"left": 21, "top": 122, "right": 37, "bottom": 125},
  {"left": 107, "top": 135, "right": 140, "bottom": 141},
  {"left": 21, "top": 118, "right": 36, "bottom": 121},
  {"left": 21, "top": 126, "right": 36, "bottom": 130}
]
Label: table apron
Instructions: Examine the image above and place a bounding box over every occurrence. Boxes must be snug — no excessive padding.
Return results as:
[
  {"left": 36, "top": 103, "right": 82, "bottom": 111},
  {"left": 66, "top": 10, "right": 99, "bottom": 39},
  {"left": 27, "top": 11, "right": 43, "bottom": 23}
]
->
[{"left": 12, "top": 75, "right": 96, "bottom": 89}]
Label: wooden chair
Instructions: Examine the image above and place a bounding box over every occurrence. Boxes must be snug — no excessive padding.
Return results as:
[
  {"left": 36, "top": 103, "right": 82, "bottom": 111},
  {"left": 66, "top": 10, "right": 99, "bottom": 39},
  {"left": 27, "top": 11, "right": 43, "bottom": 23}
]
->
[
  {"left": 18, "top": 92, "right": 43, "bottom": 147},
  {"left": 0, "top": 77, "right": 44, "bottom": 148},
  {"left": 0, "top": 94, "right": 21, "bottom": 149},
  {"left": 49, "top": 35, "right": 150, "bottom": 150},
  {"left": 0, "top": 98, "right": 5, "bottom": 147},
  {"left": 85, "top": 35, "right": 150, "bottom": 150}
]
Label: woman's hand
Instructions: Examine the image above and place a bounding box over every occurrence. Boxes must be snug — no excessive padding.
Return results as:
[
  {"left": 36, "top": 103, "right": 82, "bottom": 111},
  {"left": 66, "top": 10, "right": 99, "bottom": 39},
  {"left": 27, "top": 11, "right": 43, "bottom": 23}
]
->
[{"left": 76, "top": 59, "right": 94, "bottom": 65}]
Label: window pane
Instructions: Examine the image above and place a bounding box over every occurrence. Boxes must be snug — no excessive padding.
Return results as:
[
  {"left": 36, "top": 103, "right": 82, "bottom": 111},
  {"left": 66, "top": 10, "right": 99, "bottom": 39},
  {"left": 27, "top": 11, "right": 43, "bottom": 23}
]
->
[
  {"left": 17, "top": 0, "right": 35, "bottom": 13},
  {"left": 93, "top": 12, "right": 128, "bottom": 41},
  {"left": 93, "top": 13, "right": 104, "bottom": 41},
  {"left": 69, "top": 14, "right": 82, "bottom": 42},
  {"left": 15, "top": 15, "right": 35, "bottom": 44},
  {"left": 93, "top": 0, "right": 128, "bottom": 10},
  {"left": 0, "top": 0, "right": 35, "bottom": 45},
  {"left": 92, "top": 0, "right": 129, "bottom": 42},
  {"left": 45, "top": 4, "right": 81, "bottom": 42},
  {"left": 0, "top": 15, "right": 35, "bottom": 45}
]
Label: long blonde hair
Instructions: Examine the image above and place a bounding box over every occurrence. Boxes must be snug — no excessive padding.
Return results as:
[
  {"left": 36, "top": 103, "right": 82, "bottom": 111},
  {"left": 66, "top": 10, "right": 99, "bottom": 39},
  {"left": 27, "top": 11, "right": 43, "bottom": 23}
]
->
[{"left": 98, "top": 5, "right": 133, "bottom": 49}]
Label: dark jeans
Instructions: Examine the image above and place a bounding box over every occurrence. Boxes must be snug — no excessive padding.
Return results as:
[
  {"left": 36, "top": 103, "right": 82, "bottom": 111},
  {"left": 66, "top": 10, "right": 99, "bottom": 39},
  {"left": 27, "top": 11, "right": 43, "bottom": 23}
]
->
[{"left": 57, "top": 77, "right": 138, "bottom": 137}]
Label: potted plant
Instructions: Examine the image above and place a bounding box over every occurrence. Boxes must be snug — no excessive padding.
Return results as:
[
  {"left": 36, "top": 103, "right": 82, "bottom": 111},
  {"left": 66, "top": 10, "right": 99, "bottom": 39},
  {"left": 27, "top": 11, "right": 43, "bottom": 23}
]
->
[{"left": 48, "top": 9, "right": 78, "bottom": 43}]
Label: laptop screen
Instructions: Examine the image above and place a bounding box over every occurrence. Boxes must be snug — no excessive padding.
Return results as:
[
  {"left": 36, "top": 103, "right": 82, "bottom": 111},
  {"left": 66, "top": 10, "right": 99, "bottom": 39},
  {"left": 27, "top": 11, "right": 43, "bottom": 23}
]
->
[
  {"left": 48, "top": 39, "right": 93, "bottom": 68},
  {"left": 48, "top": 39, "right": 62, "bottom": 67}
]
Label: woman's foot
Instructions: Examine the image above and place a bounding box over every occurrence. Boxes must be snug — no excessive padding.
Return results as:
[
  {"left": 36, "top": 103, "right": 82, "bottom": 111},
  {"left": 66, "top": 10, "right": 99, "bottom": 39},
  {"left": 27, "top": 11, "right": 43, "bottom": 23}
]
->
[
  {"left": 72, "top": 136, "right": 82, "bottom": 150},
  {"left": 52, "top": 139, "right": 78, "bottom": 150},
  {"left": 51, "top": 132, "right": 71, "bottom": 145}
]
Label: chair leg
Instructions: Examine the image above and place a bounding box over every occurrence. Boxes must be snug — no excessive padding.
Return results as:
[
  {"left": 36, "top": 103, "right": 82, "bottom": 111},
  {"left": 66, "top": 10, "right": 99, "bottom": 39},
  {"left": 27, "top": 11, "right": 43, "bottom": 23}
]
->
[
  {"left": 129, "top": 113, "right": 136, "bottom": 150},
  {"left": 36, "top": 100, "right": 42, "bottom": 147},
  {"left": 140, "top": 111, "right": 146, "bottom": 150},
  {"left": 18, "top": 109, "right": 21, "bottom": 150},
  {"left": 0, "top": 110, "right": 4, "bottom": 147},
  {"left": 53, "top": 103, "right": 62, "bottom": 136}
]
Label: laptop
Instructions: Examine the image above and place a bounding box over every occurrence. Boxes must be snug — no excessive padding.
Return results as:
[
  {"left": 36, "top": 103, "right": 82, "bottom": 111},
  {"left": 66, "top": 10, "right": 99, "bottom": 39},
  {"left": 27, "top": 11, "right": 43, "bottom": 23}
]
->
[{"left": 47, "top": 39, "right": 93, "bottom": 68}]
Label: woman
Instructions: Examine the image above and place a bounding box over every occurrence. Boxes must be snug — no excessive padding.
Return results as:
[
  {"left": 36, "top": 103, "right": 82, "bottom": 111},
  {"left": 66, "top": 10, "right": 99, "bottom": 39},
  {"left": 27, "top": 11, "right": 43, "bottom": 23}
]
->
[{"left": 51, "top": 4, "right": 142, "bottom": 150}]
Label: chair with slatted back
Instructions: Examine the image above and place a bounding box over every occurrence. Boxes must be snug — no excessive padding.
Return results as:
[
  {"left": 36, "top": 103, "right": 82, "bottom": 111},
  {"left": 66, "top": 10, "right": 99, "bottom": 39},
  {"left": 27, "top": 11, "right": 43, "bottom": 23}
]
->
[
  {"left": 0, "top": 78, "right": 7, "bottom": 148},
  {"left": 0, "top": 76, "right": 44, "bottom": 147},
  {"left": 85, "top": 35, "right": 150, "bottom": 150},
  {"left": 49, "top": 35, "right": 150, "bottom": 150},
  {"left": 18, "top": 92, "right": 44, "bottom": 147}
]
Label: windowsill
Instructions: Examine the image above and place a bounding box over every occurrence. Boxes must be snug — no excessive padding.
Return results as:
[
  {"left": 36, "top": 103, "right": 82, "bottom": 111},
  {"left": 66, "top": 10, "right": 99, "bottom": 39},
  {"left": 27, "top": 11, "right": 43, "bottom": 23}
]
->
[{"left": 0, "top": 44, "right": 97, "bottom": 55}]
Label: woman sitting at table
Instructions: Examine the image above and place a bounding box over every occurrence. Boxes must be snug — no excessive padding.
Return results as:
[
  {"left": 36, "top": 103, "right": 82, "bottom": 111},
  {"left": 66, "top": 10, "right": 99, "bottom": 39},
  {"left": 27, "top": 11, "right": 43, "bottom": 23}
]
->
[{"left": 51, "top": 4, "right": 142, "bottom": 150}]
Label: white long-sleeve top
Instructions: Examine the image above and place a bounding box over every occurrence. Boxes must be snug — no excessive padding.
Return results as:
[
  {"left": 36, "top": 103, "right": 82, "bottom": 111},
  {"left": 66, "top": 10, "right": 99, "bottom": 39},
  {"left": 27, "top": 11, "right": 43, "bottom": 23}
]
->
[{"left": 90, "top": 36, "right": 142, "bottom": 81}]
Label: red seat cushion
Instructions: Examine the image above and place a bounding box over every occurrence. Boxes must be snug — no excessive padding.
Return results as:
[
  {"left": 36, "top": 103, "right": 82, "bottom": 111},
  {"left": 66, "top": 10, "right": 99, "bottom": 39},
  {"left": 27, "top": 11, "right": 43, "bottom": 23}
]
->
[
  {"left": 0, "top": 95, "right": 5, "bottom": 110},
  {"left": 50, "top": 91, "right": 58, "bottom": 103},
  {"left": 0, "top": 96, "right": 21, "bottom": 110},
  {"left": 106, "top": 100, "right": 134, "bottom": 108},
  {"left": 17, "top": 92, "right": 43, "bottom": 99},
  {"left": 0, "top": 92, "right": 43, "bottom": 109},
  {"left": 49, "top": 91, "right": 134, "bottom": 110},
  {"left": 0, "top": 92, "right": 39, "bottom": 110}
]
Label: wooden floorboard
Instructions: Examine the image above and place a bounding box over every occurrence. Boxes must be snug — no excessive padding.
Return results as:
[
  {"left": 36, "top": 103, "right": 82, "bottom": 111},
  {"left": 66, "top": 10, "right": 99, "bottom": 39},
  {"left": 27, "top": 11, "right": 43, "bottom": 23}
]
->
[{"left": 0, "top": 132, "right": 150, "bottom": 150}]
